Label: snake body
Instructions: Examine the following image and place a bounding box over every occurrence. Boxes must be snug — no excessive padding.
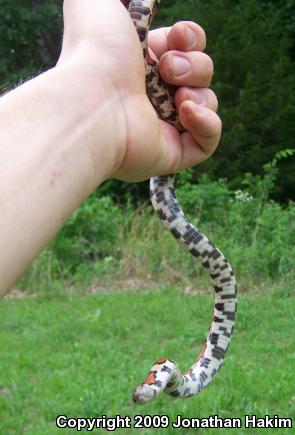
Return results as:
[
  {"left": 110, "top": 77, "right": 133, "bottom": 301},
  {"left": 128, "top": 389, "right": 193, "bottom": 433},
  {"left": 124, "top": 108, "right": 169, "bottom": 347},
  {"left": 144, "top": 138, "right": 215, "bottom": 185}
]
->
[{"left": 123, "top": 0, "right": 237, "bottom": 404}]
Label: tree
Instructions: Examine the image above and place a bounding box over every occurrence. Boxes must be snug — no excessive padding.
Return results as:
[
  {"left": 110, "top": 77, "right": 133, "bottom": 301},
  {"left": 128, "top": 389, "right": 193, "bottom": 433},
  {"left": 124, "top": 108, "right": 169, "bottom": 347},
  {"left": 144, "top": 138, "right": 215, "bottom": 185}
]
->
[
  {"left": 0, "top": 0, "right": 294, "bottom": 201},
  {"left": 0, "top": 0, "right": 61, "bottom": 90},
  {"left": 156, "top": 0, "right": 295, "bottom": 201}
]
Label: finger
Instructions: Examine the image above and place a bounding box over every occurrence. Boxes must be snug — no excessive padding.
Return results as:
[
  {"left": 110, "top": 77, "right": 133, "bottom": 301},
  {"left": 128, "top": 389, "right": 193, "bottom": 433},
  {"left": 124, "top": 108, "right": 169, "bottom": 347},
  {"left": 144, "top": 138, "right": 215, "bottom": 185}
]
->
[
  {"left": 175, "top": 87, "right": 218, "bottom": 113},
  {"left": 159, "top": 51, "right": 213, "bottom": 88},
  {"left": 178, "top": 101, "right": 222, "bottom": 167},
  {"left": 148, "top": 21, "right": 206, "bottom": 60},
  {"left": 156, "top": 102, "right": 221, "bottom": 175},
  {"left": 167, "top": 21, "right": 206, "bottom": 52}
]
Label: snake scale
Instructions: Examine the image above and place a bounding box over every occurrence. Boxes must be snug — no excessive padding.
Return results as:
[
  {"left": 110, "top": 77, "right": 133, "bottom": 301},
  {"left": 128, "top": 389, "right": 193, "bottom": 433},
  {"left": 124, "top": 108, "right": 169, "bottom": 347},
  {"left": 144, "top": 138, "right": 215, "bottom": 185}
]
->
[{"left": 122, "top": 0, "right": 237, "bottom": 404}]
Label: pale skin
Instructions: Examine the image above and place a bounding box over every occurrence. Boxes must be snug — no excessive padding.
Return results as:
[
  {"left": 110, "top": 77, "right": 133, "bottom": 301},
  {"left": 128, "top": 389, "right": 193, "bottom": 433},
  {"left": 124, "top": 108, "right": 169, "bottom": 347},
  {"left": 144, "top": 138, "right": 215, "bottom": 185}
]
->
[{"left": 0, "top": 0, "right": 221, "bottom": 294}]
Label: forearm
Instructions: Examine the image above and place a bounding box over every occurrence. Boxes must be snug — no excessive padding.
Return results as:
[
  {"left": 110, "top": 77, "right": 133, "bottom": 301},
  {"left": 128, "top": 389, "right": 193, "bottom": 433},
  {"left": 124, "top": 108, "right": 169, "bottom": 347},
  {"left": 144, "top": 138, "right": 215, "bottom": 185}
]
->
[
  {"left": 0, "top": 4, "right": 220, "bottom": 294},
  {"left": 0, "top": 62, "right": 122, "bottom": 294}
]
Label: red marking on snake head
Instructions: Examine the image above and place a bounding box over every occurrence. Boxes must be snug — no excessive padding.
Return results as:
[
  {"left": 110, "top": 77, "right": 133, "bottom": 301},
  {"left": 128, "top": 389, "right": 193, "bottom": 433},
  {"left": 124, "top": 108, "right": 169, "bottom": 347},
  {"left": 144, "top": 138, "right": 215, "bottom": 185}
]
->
[
  {"left": 155, "top": 358, "right": 168, "bottom": 364},
  {"left": 145, "top": 372, "right": 156, "bottom": 385}
]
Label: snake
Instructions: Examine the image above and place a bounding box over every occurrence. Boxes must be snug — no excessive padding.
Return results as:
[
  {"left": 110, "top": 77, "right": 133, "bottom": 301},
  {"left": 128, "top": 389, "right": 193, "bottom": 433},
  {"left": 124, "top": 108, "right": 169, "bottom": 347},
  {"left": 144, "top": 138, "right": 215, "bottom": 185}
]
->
[{"left": 122, "top": 0, "right": 237, "bottom": 404}]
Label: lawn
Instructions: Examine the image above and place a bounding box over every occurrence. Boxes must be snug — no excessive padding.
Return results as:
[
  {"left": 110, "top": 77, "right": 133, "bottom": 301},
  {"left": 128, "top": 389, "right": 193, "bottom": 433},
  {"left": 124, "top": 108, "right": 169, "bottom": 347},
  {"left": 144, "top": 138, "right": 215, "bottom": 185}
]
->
[{"left": 0, "top": 288, "right": 294, "bottom": 434}]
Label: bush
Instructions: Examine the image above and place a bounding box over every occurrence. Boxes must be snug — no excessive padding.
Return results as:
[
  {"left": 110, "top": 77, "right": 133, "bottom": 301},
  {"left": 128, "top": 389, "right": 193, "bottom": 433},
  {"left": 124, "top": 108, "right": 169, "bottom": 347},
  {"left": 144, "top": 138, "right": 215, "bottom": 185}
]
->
[
  {"left": 52, "top": 195, "right": 127, "bottom": 270},
  {"left": 18, "top": 152, "right": 294, "bottom": 293}
]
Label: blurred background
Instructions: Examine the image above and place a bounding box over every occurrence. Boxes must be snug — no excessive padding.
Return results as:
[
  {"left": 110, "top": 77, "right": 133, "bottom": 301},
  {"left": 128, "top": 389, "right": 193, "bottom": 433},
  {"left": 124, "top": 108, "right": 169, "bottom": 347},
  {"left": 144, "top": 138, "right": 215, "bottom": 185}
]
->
[{"left": 0, "top": 1, "right": 294, "bottom": 433}]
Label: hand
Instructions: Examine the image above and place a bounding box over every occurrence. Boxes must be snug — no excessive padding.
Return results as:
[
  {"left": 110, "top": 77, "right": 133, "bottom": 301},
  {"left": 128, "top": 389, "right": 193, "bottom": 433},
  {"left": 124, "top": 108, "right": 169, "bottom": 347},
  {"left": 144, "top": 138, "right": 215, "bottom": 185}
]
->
[
  {"left": 0, "top": 0, "right": 221, "bottom": 291},
  {"left": 59, "top": 0, "right": 221, "bottom": 182}
]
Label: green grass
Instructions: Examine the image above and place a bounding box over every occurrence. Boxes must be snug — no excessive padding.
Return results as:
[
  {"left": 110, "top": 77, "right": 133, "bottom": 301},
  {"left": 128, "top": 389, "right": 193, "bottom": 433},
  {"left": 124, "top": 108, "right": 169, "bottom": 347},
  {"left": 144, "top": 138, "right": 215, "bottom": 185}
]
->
[{"left": 0, "top": 288, "right": 294, "bottom": 434}]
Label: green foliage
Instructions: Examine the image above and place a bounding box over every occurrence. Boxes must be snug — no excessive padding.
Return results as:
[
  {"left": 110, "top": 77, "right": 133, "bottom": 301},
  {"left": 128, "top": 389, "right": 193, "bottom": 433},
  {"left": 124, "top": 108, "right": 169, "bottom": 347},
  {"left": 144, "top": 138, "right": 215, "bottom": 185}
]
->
[
  {"left": 155, "top": 0, "right": 295, "bottom": 202},
  {"left": 0, "top": 0, "right": 61, "bottom": 90},
  {"left": 242, "top": 149, "right": 295, "bottom": 210},
  {"left": 177, "top": 173, "right": 232, "bottom": 222},
  {"left": 18, "top": 153, "right": 294, "bottom": 292},
  {"left": 52, "top": 195, "right": 125, "bottom": 269}
]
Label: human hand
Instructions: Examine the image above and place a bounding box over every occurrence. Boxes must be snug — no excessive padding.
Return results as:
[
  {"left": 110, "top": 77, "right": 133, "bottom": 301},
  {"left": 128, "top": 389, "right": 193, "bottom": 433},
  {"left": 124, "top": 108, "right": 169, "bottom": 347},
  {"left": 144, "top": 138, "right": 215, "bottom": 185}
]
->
[
  {"left": 0, "top": 0, "right": 221, "bottom": 291},
  {"left": 58, "top": 0, "right": 221, "bottom": 182}
]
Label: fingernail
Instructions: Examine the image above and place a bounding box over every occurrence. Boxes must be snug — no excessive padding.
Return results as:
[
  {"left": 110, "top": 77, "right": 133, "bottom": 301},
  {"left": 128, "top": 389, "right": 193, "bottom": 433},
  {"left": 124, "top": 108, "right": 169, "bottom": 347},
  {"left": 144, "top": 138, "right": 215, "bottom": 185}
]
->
[
  {"left": 194, "top": 91, "right": 205, "bottom": 104},
  {"left": 173, "top": 56, "right": 190, "bottom": 76},
  {"left": 186, "top": 27, "right": 196, "bottom": 46}
]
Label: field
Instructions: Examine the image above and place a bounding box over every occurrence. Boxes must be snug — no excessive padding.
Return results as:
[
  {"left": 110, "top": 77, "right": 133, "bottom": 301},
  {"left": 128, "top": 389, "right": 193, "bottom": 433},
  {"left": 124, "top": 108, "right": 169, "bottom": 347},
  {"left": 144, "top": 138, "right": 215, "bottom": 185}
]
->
[
  {"left": 1, "top": 288, "right": 294, "bottom": 434},
  {"left": 1, "top": 158, "right": 295, "bottom": 434}
]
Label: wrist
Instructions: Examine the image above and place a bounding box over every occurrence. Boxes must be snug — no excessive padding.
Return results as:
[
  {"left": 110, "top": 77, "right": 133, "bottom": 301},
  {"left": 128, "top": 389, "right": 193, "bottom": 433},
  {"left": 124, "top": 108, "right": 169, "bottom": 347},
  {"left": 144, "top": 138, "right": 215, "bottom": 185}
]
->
[{"left": 53, "top": 59, "right": 127, "bottom": 187}]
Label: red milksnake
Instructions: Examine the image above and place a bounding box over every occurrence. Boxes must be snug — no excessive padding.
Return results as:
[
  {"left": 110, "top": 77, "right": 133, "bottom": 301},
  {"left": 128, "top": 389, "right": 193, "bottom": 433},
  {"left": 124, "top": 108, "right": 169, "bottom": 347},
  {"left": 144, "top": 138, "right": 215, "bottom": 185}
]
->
[{"left": 122, "top": 0, "right": 237, "bottom": 404}]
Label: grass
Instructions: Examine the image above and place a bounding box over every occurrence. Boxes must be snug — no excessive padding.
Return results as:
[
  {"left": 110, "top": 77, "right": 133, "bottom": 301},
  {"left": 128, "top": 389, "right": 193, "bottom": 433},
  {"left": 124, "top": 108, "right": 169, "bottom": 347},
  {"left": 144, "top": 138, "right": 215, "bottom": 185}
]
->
[{"left": 0, "top": 287, "right": 294, "bottom": 434}]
